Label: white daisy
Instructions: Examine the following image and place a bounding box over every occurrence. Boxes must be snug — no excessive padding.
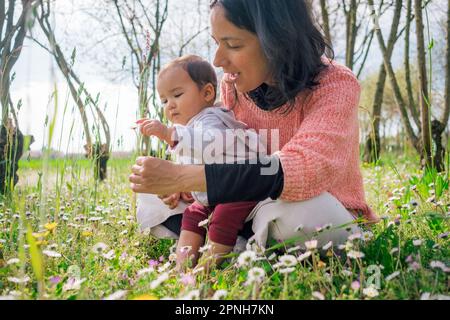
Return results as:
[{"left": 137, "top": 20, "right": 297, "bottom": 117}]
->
[
  {"left": 150, "top": 272, "right": 169, "bottom": 289},
  {"left": 6, "top": 258, "right": 20, "bottom": 265},
  {"left": 62, "top": 277, "right": 86, "bottom": 292},
  {"left": 237, "top": 250, "right": 257, "bottom": 267},
  {"left": 7, "top": 276, "right": 31, "bottom": 284},
  {"left": 362, "top": 231, "right": 374, "bottom": 242},
  {"left": 385, "top": 271, "right": 401, "bottom": 282},
  {"left": 322, "top": 241, "right": 333, "bottom": 251},
  {"left": 103, "top": 290, "right": 128, "bottom": 300},
  {"left": 363, "top": 286, "right": 379, "bottom": 298},
  {"left": 42, "top": 250, "right": 62, "bottom": 258},
  {"left": 92, "top": 242, "right": 108, "bottom": 254},
  {"left": 304, "top": 240, "right": 318, "bottom": 250},
  {"left": 297, "top": 251, "right": 312, "bottom": 262},
  {"left": 348, "top": 232, "right": 362, "bottom": 241},
  {"left": 312, "top": 291, "right": 325, "bottom": 300},
  {"left": 279, "top": 254, "right": 298, "bottom": 267},
  {"left": 198, "top": 244, "right": 212, "bottom": 253},
  {"left": 247, "top": 267, "right": 266, "bottom": 283},
  {"left": 182, "top": 289, "right": 200, "bottom": 300},
  {"left": 430, "top": 261, "right": 450, "bottom": 273},
  {"left": 212, "top": 290, "right": 228, "bottom": 300},
  {"left": 198, "top": 219, "right": 209, "bottom": 228},
  {"left": 347, "top": 250, "right": 365, "bottom": 259},
  {"left": 137, "top": 267, "right": 155, "bottom": 277},
  {"left": 279, "top": 267, "right": 295, "bottom": 274},
  {"left": 287, "top": 245, "right": 301, "bottom": 253},
  {"left": 102, "top": 250, "right": 115, "bottom": 260}
]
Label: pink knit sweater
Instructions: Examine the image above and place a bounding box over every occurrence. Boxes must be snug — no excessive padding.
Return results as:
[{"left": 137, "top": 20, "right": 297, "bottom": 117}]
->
[{"left": 220, "top": 60, "right": 379, "bottom": 223}]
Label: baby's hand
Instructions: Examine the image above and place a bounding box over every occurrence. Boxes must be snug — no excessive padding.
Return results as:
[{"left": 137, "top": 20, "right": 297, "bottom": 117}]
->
[
  {"left": 158, "top": 192, "right": 181, "bottom": 210},
  {"left": 136, "top": 119, "right": 168, "bottom": 140},
  {"left": 180, "top": 192, "right": 194, "bottom": 204}
]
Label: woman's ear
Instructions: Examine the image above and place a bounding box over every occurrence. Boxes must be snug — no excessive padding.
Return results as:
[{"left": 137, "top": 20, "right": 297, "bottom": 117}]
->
[{"left": 203, "top": 83, "right": 216, "bottom": 104}]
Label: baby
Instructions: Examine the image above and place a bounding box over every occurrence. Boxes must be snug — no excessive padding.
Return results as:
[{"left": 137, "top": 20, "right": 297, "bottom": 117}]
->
[{"left": 137, "top": 55, "right": 264, "bottom": 270}]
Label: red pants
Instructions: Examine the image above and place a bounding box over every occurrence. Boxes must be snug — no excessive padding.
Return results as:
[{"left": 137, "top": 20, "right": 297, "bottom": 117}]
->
[{"left": 181, "top": 201, "right": 258, "bottom": 246}]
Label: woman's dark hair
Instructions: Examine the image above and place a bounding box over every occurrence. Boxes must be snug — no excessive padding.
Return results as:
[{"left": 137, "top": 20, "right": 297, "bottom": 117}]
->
[
  {"left": 160, "top": 54, "right": 218, "bottom": 103},
  {"left": 210, "top": 0, "right": 334, "bottom": 114}
]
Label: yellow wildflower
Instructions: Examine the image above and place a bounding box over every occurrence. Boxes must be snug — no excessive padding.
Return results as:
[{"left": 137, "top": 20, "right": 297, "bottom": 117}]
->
[
  {"left": 36, "top": 240, "right": 48, "bottom": 246},
  {"left": 81, "top": 231, "right": 93, "bottom": 237},
  {"left": 32, "top": 231, "right": 50, "bottom": 239},
  {"left": 133, "top": 294, "right": 158, "bottom": 300},
  {"left": 44, "top": 222, "right": 58, "bottom": 232}
]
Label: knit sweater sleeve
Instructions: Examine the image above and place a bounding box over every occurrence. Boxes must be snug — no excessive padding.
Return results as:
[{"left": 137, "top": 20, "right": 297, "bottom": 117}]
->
[{"left": 277, "top": 66, "right": 361, "bottom": 201}]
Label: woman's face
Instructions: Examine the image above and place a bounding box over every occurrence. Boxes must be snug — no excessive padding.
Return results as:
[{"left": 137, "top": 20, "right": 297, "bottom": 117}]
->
[{"left": 210, "top": 5, "right": 271, "bottom": 93}]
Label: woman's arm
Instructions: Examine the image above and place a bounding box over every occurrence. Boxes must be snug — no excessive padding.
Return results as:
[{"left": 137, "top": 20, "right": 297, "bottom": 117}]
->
[
  {"left": 129, "top": 156, "right": 206, "bottom": 195},
  {"left": 129, "top": 155, "right": 284, "bottom": 205}
]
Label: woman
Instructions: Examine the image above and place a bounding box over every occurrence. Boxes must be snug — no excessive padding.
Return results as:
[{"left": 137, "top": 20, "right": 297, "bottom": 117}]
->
[{"left": 130, "top": 0, "right": 379, "bottom": 250}]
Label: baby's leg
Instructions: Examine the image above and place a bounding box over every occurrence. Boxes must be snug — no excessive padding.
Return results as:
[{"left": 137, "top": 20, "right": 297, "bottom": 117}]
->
[
  {"left": 177, "top": 202, "right": 214, "bottom": 270},
  {"left": 176, "top": 230, "right": 205, "bottom": 270},
  {"left": 198, "top": 201, "right": 258, "bottom": 269}
]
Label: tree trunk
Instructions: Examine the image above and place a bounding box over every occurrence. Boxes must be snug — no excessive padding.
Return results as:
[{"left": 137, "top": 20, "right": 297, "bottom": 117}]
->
[
  {"left": 345, "top": 0, "right": 358, "bottom": 70},
  {"left": 319, "top": 0, "right": 332, "bottom": 45},
  {"left": 364, "top": 0, "right": 402, "bottom": 163},
  {"left": 0, "top": 121, "right": 23, "bottom": 194},
  {"left": 414, "top": 0, "right": 432, "bottom": 169},
  {"left": 368, "top": 0, "right": 421, "bottom": 155},
  {"left": 0, "top": 0, "right": 39, "bottom": 191},
  {"left": 432, "top": 0, "right": 450, "bottom": 172},
  {"left": 404, "top": 0, "right": 421, "bottom": 129}
]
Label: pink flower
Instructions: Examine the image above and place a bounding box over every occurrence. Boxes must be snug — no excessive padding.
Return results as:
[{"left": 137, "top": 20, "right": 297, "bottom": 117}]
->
[
  {"left": 49, "top": 276, "right": 61, "bottom": 285},
  {"left": 351, "top": 281, "right": 360, "bottom": 291},
  {"left": 149, "top": 259, "right": 159, "bottom": 267},
  {"left": 180, "top": 274, "right": 196, "bottom": 286}
]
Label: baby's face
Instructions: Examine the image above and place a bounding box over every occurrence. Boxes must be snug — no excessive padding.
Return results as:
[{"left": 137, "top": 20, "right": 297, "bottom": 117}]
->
[{"left": 157, "top": 66, "right": 209, "bottom": 126}]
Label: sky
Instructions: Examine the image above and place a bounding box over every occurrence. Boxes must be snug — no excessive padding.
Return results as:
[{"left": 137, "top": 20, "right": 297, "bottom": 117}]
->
[{"left": 8, "top": 0, "right": 447, "bottom": 154}]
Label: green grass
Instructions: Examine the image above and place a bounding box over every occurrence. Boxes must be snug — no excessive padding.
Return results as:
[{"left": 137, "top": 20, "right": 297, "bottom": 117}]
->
[{"left": 0, "top": 154, "right": 448, "bottom": 300}]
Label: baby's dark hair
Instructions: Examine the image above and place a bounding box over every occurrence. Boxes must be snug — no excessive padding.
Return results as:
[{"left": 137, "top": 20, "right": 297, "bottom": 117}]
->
[{"left": 159, "top": 55, "right": 218, "bottom": 102}]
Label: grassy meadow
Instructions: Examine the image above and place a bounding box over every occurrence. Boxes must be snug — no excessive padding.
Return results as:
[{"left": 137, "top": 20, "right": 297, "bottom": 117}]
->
[{"left": 0, "top": 151, "right": 448, "bottom": 300}]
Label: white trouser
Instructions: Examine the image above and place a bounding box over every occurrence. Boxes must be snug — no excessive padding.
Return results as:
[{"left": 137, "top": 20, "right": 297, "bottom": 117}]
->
[{"left": 136, "top": 192, "right": 360, "bottom": 249}]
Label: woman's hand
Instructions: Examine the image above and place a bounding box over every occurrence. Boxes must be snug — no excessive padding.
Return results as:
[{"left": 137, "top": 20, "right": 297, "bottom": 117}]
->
[{"left": 129, "top": 156, "right": 207, "bottom": 195}]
